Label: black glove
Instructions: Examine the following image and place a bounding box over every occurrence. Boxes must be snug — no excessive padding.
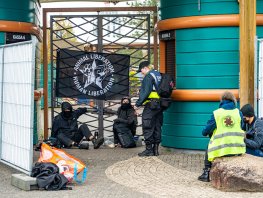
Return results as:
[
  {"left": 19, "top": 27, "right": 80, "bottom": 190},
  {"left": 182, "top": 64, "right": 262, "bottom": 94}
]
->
[
  {"left": 114, "top": 118, "right": 120, "bottom": 123},
  {"left": 79, "top": 107, "right": 88, "bottom": 113},
  {"left": 114, "top": 118, "right": 127, "bottom": 124}
]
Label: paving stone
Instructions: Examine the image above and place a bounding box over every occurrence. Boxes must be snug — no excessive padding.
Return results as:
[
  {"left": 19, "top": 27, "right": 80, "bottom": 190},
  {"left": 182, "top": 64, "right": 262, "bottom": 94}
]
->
[
  {"left": 0, "top": 146, "right": 262, "bottom": 197},
  {"left": 11, "top": 174, "right": 38, "bottom": 191}
]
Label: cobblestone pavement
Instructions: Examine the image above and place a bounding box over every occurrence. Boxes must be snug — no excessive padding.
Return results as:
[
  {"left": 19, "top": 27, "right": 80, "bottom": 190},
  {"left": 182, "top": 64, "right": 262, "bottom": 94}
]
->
[{"left": 0, "top": 146, "right": 263, "bottom": 198}]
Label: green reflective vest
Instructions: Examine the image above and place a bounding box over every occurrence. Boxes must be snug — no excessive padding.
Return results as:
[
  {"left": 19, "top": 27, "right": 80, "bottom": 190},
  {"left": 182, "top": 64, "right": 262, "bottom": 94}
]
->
[{"left": 207, "top": 108, "right": 246, "bottom": 162}]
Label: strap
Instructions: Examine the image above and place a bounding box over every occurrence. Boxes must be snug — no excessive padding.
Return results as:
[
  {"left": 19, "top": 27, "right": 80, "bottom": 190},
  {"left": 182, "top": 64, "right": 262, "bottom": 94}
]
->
[
  {"left": 74, "top": 163, "right": 87, "bottom": 184},
  {"left": 150, "top": 73, "right": 158, "bottom": 91}
]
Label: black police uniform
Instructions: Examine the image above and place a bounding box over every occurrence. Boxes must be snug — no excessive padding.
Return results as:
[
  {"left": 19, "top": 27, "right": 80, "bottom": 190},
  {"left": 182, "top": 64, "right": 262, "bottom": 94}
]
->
[{"left": 135, "top": 69, "right": 163, "bottom": 156}]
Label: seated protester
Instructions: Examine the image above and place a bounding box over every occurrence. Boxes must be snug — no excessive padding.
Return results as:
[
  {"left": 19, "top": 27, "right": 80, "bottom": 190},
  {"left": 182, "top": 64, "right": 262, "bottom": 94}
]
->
[
  {"left": 113, "top": 96, "right": 138, "bottom": 148},
  {"left": 240, "top": 104, "right": 263, "bottom": 157},
  {"left": 51, "top": 102, "right": 104, "bottom": 149},
  {"left": 198, "top": 91, "right": 246, "bottom": 182}
]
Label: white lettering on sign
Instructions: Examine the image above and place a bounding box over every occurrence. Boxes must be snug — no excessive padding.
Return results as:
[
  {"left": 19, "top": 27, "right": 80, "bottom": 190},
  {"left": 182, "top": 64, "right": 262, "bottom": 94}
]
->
[
  {"left": 13, "top": 35, "right": 26, "bottom": 40},
  {"left": 161, "top": 33, "right": 170, "bottom": 39}
]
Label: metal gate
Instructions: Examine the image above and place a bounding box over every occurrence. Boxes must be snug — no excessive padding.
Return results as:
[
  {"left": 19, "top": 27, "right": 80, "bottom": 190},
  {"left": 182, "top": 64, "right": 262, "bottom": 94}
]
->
[
  {"left": 0, "top": 41, "right": 35, "bottom": 174},
  {"left": 49, "top": 12, "right": 155, "bottom": 139}
]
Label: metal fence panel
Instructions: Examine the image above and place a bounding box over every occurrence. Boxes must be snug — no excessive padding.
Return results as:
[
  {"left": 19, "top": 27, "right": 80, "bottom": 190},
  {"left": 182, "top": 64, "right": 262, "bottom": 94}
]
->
[{"left": 0, "top": 41, "right": 35, "bottom": 174}]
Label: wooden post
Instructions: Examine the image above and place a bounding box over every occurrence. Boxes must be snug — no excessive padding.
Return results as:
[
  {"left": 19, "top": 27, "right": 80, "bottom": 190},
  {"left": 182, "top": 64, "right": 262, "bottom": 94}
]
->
[
  {"left": 239, "top": 0, "right": 256, "bottom": 107},
  {"left": 43, "top": 9, "right": 49, "bottom": 140},
  {"left": 153, "top": 12, "right": 158, "bottom": 70}
]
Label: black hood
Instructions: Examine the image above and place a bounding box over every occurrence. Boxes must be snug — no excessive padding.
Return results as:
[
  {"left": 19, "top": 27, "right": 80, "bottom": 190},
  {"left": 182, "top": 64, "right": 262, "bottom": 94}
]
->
[
  {"left": 61, "top": 102, "right": 73, "bottom": 119},
  {"left": 121, "top": 96, "right": 132, "bottom": 110},
  {"left": 121, "top": 96, "right": 131, "bottom": 104}
]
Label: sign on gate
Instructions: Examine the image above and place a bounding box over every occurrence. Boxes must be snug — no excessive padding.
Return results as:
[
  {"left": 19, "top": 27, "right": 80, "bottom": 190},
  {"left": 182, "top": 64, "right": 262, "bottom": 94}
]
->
[
  {"left": 0, "top": 41, "right": 35, "bottom": 174},
  {"left": 56, "top": 49, "right": 130, "bottom": 100}
]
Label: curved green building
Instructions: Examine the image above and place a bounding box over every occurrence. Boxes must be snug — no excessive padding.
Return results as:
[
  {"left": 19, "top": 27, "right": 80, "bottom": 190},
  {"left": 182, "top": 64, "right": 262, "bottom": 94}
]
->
[{"left": 158, "top": 0, "right": 263, "bottom": 150}]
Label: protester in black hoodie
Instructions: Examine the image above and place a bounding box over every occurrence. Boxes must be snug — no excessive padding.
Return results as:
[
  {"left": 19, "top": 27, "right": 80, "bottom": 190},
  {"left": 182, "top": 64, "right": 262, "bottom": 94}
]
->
[
  {"left": 113, "top": 96, "right": 138, "bottom": 147},
  {"left": 241, "top": 104, "right": 263, "bottom": 157},
  {"left": 51, "top": 102, "right": 104, "bottom": 149}
]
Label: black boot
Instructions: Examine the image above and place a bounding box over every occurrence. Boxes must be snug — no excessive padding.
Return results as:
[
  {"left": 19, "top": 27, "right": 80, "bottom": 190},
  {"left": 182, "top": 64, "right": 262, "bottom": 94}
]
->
[
  {"left": 198, "top": 168, "right": 210, "bottom": 182},
  {"left": 138, "top": 144, "right": 154, "bottom": 157},
  {"left": 92, "top": 137, "right": 104, "bottom": 149},
  {"left": 153, "top": 143, "right": 159, "bottom": 156}
]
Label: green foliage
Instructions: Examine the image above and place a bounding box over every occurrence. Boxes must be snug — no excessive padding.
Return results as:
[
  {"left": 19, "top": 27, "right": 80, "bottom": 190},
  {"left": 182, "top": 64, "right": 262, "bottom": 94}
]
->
[
  {"left": 129, "top": 70, "right": 140, "bottom": 97},
  {"left": 53, "top": 19, "right": 77, "bottom": 42}
]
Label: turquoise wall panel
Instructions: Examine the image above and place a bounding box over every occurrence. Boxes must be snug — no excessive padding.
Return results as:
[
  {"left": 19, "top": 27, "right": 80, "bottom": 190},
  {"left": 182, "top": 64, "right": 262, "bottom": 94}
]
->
[
  {"left": 162, "top": 101, "right": 217, "bottom": 150},
  {"left": 258, "top": 26, "right": 263, "bottom": 37},
  {"left": 162, "top": 135, "right": 209, "bottom": 150},
  {"left": 176, "top": 39, "right": 238, "bottom": 53},
  {"left": 160, "top": 0, "right": 263, "bottom": 20},
  {"left": 177, "top": 51, "right": 239, "bottom": 65},
  {"left": 176, "top": 27, "right": 239, "bottom": 40},
  {"left": 162, "top": 124, "right": 205, "bottom": 137},
  {"left": 164, "top": 112, "right": 211, "bottom": 126},
  {"left": 176, "top": 76, "right": 239, "bottom": 89},
  {"left": 0, "top": 0, "right": 39, "bottom": 24},
  {"left": 160, "top": 0, "right": 239, "bottom": 19},
  {"left": 176, "top": 27, "right": 239, "bottom": 89},
  {"left": 177, "top": 64, "right": 239, "bottom": 77},
  {"left": 0, "top": 33, "right": 4, "bottom": 45},
  {"left": 166, "top": 101, "right": 219, "bottom": 113}
]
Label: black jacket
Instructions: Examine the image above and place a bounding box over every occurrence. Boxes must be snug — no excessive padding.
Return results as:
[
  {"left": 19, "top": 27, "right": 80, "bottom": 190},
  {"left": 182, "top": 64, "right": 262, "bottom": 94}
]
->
[
  {"left": 115, "top": 106, "right": 138, "bottom": 127},
  {"left": 244, "top": 117, "right": 263, "bottom": 150},
  {"left": 51, "top": 107, "right": 87, "bottom": 138},
  {"left": 135, "top": 70, "right": 161, "bottom": 107}
]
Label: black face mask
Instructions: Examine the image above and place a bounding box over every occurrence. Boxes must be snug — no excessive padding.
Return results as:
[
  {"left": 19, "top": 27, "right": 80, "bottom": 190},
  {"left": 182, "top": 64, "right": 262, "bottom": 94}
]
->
[
  {"left": 63, "top": 111, "right": 72, "bottom": 118},
  {"left": 121, "top": 103, "right": 132, "bottom": 110}
]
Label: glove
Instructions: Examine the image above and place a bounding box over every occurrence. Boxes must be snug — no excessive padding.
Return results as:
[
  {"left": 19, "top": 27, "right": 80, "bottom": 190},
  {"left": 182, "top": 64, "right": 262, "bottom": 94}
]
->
[
  {"left": 79, "top": 107, "right": 88, "bottom": 113},
  {"left": 114, "top": 118, "right": 120, "bottom": 123}
]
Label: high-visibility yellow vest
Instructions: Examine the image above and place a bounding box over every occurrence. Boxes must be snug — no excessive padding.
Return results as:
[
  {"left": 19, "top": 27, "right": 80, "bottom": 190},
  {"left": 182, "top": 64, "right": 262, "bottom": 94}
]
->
[
  {"left": 207, "top": 108, "right": 245, "bottom": 162},
  {"left": 143, "top": 91, "right": 160, "bottom": 105}
]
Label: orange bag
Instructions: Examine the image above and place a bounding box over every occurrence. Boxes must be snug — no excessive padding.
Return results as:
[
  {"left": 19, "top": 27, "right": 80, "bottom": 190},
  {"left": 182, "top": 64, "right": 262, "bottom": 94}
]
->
[{"left": 38, "top": 143, "right": 86, "bottom": 182}]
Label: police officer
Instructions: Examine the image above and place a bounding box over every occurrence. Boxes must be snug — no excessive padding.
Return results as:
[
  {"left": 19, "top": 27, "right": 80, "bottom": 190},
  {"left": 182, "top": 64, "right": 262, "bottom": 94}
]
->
[{"left": 134, "top": 61, "right": 163, "bottom": 157}]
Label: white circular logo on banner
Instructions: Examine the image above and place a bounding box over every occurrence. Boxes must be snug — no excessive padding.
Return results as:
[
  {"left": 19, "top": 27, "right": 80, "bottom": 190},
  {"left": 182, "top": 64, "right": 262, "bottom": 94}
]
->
[{"left": 73, "top": 54, "right": 115, "bottom": 97}]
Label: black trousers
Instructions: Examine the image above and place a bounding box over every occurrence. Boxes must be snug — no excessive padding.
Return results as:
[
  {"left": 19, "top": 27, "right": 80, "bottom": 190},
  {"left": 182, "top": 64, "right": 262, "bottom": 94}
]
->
[
  {"left": 57, "top": 124, "right": 92, "bottom": 147},
  {"left": 113, "top": 122, "right": 135, "bottom": 144},
  {"left": 142, "top": 102, "right": 163, "bottom": 145},
  {"left": 204, "top": 149, "right": 212, "bottom": 169}
]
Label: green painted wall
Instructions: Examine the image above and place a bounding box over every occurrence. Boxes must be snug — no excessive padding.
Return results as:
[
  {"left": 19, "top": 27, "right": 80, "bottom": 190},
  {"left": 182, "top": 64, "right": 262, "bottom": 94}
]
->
[
  {"left": 0, "top": 33, "right": 4, "bottom": 45},
  {"left": 160, "top": 0, "right": 263, "bottom": 20},
  {"left": 0, "top": 0, "right": 40, "bottom": 24},
  {"left": 160, "top": 0, "right": 263, "bottom": 150},
  {"left": 176, "top": 27, "right": 239, "bottom": 89}
]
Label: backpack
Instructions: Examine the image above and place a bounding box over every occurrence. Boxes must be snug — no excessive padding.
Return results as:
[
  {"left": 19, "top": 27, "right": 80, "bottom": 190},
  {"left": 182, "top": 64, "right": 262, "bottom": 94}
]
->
[{"left": 151, "top": 73, "right": 175, "bottom": 98}]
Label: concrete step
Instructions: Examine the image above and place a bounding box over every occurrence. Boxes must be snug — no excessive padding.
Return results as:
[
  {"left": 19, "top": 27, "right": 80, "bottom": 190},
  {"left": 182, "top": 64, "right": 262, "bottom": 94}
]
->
[{"left": 11, "top": 174, "right": 38, "bottom": 191}]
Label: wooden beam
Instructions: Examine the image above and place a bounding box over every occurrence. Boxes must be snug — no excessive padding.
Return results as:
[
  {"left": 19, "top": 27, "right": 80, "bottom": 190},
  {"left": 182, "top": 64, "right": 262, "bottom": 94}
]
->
[
  {"left": 239, "top": 0, "right": 256, "bottom": 107},
  {"left": 43, "top": 9, "right": 49, "bottom": 140}
]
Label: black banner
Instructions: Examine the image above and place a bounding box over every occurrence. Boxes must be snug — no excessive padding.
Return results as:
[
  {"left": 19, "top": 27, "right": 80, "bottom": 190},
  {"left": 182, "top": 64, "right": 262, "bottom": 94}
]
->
[{"left": 56, "top": 49, "right": 130, "bottom": 100}]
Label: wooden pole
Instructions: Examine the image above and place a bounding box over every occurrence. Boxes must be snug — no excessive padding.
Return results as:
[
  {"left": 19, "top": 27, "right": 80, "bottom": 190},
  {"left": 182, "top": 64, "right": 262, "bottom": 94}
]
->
[
  {"left": 239, "top": 0, "right": 256, "bottom": 107},
  {"left": 43, "top": 9, "right": 49, "bottom": 140},
  {"left": 153, "top": 12, "right": 158, "bottom": 70}
]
